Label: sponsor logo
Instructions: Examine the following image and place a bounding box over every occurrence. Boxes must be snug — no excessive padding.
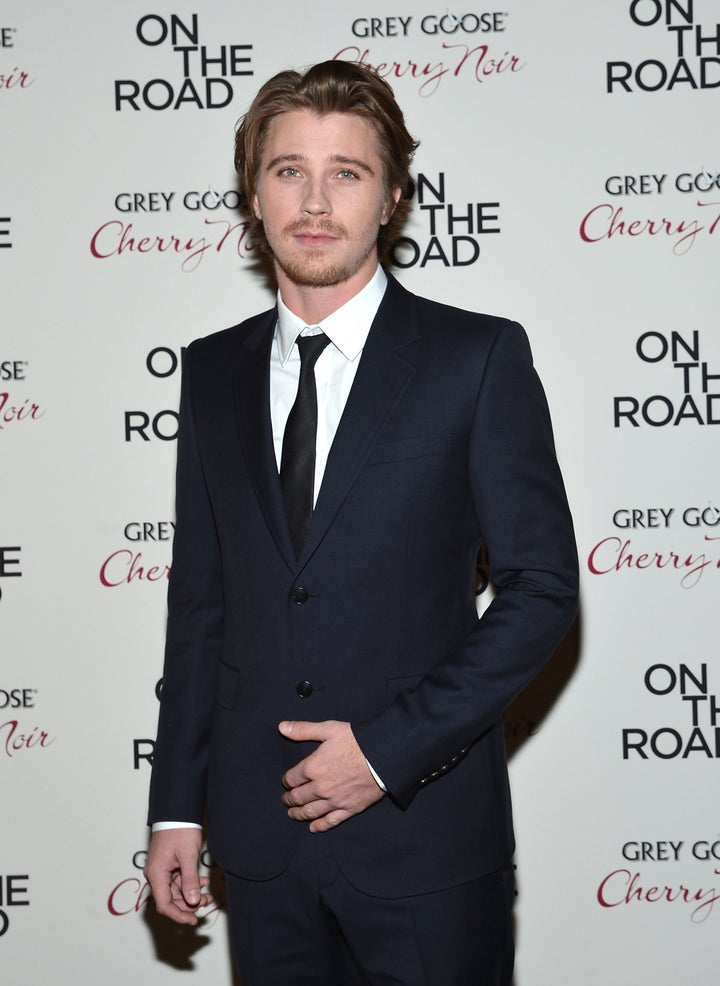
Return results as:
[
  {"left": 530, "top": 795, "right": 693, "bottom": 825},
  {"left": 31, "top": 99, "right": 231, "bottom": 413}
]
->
[
  {"left": 610, "top": 506, "right": 720, "bottom": 529},
  {"left": 613, "top": 330, "right": 720, "bottom": 427},
  {"left": 580, "top": 169, "right": 720, "bottom": 255},
  {"left": 335, "top": 10, "right": 523, "bottom": 97},
  {"left": 114, "top": 13, "right": 253, "bottom": 111},
  {"left": 597, "top": 838, "right": 720, "bottom": 923},
  {"left": 607, "top": 0, "right": 720, "bottom": 93},
  {"left": 90, "top": 189, "right": 252, "bottom": 272},
  {"left": 350, "top": 13, "right": 508, "bottom": 37},
  {"left": 622, "top": 663, "right": 720, "bottom": 760},
  {"left": 588, "top": 501, "right": 720, "bottom": 589},
  {"left": 390, "top": 172, "right": 500, "bottom": 269}
]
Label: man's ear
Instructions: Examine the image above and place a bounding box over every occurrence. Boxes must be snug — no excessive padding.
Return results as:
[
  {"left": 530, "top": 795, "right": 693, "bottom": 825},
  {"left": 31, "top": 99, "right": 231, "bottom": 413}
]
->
[
  {"left": 252, "top": 193, "right": 262, "bottom": 221},
  {"left": 381, "top": 186, "right": 402, "bottom": 226}
]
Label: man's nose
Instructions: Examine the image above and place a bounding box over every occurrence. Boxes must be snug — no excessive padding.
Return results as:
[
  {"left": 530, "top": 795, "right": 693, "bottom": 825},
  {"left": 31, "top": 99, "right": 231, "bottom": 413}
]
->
[{"left": 301, "top": 179, "right": 331, "bottom": 215}]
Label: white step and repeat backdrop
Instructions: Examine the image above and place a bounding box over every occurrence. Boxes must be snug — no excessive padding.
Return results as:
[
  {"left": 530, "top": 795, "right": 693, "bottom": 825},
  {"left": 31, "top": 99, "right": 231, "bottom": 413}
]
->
[{"left": 2, "top": 2, "right": 718, "bottom": 983}]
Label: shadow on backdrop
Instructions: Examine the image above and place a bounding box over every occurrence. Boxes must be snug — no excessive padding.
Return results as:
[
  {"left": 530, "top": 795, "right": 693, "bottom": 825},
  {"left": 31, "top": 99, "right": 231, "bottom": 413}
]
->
[
  {"left": 504, "top": 605, "right": 583, "bottom": 986},
  {"left": 504, "top": 608, "right": 583, "bottom": 761},
  {"left": 142, "top": 862, "right": 240, "bottom": 984}
]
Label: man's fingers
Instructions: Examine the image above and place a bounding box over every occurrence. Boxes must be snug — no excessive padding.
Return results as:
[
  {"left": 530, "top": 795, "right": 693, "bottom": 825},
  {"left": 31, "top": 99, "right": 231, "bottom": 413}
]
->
[
  {"left": 154, "top": 879, "right": 201, "bottom": 925},
  {"left": 151, "top": 877, "right": 212, "bottom": 925},
  {"left": 278, "top": 719, "right": 334, "bottom": 742},
  {"left": 308, "top": 809, "right": 352, "bottom": 833},
  {"left": 168, "top": 873, "right": 214, "bottom": 914},
  {"left": 281, "top": 780, "right": 316, "bottom": 807},
  {"left": 281, "top": 763, "right": 307, "bottom": 791},
  {"left": 286, "top": 798, "right": 332, "bottom": 821}
]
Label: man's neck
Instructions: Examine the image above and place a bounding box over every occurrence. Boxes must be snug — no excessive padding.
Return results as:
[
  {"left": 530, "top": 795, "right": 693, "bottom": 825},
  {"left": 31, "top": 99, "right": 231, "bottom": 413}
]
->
[{"left": 275, "top": 260, "right": 379, "bottom": 325}]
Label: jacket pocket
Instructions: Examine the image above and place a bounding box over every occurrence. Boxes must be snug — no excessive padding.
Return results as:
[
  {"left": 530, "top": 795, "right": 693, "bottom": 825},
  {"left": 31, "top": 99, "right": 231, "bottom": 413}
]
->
[
  {"left": 386, "top": 673, "right": 423, "bottom": 705},
  {"left": 367, "top": 433, "right": 450, "bottom": 465}
]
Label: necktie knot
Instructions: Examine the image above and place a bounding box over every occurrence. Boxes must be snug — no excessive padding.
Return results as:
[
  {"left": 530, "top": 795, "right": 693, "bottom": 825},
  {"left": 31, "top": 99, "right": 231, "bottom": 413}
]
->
[{"left": 296, "top": 332, "right": 331, "bottom": 373}]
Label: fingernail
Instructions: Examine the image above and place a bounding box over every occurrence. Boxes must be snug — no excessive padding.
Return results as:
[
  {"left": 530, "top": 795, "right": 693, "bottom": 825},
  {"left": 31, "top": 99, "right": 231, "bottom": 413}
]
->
[
  {"left": 187, "top": 890, "right": 200, "bottom": 904},
  {"left": 279, "top": 721, "right": 294, "bottom": 735}
]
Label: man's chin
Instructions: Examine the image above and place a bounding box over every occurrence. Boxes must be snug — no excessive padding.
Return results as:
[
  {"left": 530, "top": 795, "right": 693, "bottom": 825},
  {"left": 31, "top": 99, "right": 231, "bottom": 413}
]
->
[{"left": 276, "top": 258, "right": 352, "bottom": 289}]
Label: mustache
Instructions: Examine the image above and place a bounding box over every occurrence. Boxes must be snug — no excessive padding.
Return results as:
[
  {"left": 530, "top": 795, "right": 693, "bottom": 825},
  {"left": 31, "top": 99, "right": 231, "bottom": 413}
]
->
[{"left": 283, "top": 219, "right": 348, "bottom": 239}]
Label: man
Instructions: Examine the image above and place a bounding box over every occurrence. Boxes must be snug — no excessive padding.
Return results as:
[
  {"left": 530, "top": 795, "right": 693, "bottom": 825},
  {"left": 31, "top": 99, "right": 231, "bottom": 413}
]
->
[{"left": 145, "top": 60, "right": 578, "bottom": 985}]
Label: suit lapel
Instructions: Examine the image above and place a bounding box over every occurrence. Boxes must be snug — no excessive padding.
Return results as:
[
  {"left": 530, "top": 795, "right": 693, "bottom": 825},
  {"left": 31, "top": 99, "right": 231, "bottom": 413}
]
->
[
  {"left": 232, "top": 309, "right": 297, "bottom": 570},
  {"left": 300, "top": 275, "right": 421, "bottom": 565},
  {"left": 232, "top": 277, "right": 422, "bottom": 572}
]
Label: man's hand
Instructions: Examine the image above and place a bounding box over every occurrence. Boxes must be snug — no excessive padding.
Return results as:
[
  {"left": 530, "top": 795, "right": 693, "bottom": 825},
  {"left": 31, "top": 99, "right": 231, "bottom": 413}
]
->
[
  {"left": 279, "top": 719, "right": 385, "bottom": 832},
  {"left": 144, "top": 828, "right": 213, "bottom": 926}
]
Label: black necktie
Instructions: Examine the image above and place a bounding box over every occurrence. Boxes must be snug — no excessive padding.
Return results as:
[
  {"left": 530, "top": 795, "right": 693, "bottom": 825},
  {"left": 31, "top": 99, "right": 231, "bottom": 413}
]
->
[{"left": 280, "top": 332, "right": 331, "bottom": 557}]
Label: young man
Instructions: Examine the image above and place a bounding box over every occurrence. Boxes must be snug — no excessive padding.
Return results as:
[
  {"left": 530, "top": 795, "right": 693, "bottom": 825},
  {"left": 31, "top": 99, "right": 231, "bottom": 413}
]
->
[{"left": 145, "top": 60, "right": 578, "bottom": 985}]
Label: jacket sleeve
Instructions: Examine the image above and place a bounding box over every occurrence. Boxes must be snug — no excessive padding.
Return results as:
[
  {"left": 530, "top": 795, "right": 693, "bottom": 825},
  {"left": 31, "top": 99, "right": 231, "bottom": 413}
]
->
[
  {"left": 147, "top": 344, "right": 225, "bottom": 825},
  {"left": 352, "top": 321, "right": 579, "bottom": 809}
]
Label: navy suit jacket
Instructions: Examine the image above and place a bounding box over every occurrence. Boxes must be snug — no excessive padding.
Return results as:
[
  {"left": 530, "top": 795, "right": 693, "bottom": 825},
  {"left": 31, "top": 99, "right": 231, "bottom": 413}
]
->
[{"left": 148, "top": 272, "right": 578, "bottom": 898}]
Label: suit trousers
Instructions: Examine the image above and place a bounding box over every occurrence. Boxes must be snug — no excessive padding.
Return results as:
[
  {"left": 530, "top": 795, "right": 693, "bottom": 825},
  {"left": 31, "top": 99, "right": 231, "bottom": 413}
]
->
[{"left": 225, "top": 828, "right": 515, "bottom": 986}]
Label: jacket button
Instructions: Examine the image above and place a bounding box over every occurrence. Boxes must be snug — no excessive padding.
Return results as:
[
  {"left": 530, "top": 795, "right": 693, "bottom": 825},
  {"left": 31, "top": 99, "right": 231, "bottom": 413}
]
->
[
  {"left": 290, "top": 587, "right": 309, "bottom": 604},
  {"left": 296, "top": 680, "right": 313, "bottom": 698}
]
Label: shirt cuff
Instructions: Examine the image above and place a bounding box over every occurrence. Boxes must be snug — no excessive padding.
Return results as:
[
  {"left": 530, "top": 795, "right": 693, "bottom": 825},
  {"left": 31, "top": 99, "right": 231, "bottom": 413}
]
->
[
  {"left": 365, "top": 758, "right": 387, "bottom": 792},
  {"left": 151, "top": 821, "right": 203, "bottom": 832}
]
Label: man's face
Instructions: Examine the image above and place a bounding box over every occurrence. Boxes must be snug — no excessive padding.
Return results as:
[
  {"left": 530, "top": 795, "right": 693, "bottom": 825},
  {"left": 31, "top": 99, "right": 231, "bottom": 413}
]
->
[{"left": 252, "top": 109, "right": 400, "bottom": 290}]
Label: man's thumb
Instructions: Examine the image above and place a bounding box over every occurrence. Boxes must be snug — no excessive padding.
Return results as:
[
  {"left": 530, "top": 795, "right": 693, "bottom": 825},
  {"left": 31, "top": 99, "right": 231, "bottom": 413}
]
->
[
  {"left": 181, "top": 864, "right": 201, "bottom": 906},
  {"left": 279, "top": 719, "right": 330, "bottom": 741}
]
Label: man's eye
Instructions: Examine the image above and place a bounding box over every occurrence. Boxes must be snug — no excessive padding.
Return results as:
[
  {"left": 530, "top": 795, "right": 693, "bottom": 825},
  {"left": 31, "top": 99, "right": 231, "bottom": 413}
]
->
[
  {"left": 338, "top": 170, "right": 359, "bottom": 180},
  {"left": 280, "top": 167, "right": 300, "bottom": 177}
]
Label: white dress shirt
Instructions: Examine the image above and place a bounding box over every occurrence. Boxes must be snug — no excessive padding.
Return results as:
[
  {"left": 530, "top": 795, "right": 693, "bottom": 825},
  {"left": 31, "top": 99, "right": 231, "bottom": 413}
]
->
[
  {"left": 271, "top": 265, "right": 387, "bottom": 501},
  {"left": 153, "top": 267, "right": 388, "bottom": 832}
]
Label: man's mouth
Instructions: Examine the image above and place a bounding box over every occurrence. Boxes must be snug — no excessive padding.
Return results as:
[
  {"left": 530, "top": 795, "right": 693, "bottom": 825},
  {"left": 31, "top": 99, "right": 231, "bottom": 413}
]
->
[
  {"left": 294, "top": 231, "right": 338, "bottom": 246},
  {"left": 285, "top": 221, "right": 347, "bottom": 243}
]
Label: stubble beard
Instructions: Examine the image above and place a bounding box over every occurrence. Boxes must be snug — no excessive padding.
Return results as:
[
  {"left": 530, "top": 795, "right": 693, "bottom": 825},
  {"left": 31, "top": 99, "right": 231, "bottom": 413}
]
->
[{"left": 271, "top": 219, "right": 378, "bottom": 289}]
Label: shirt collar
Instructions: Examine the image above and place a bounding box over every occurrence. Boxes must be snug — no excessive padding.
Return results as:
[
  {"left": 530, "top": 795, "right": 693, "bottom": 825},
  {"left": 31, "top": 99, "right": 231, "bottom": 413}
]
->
[{"left": 276, "top": 266, "right": 387, "bottom": 365}]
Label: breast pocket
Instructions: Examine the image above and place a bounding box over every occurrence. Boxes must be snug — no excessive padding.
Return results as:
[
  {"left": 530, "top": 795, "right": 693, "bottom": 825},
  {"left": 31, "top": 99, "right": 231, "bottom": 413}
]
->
[{"left": 366, "top": 433, "right": 451, "bottom": 465}]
